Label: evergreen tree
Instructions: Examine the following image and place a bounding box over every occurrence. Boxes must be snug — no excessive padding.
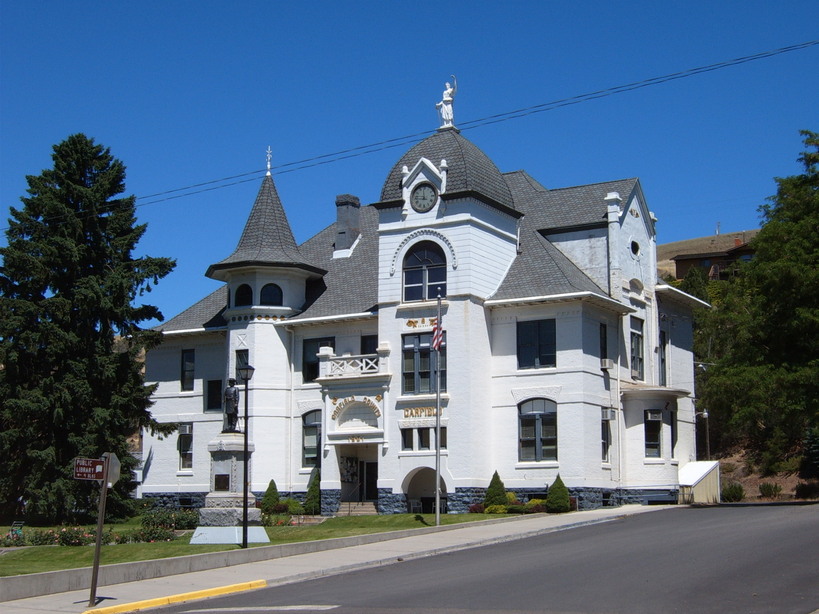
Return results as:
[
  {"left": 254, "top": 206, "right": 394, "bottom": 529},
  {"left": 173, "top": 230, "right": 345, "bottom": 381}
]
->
[
  {"left": 260, "top": 479, "right": 280, "bottom": 514},
  {"left": 483, "top": 470, "right": 507, "bottom": 507},
  {"left": 304, "top": 469, "right": 321, "bottom": 515},
  {"left": 0, "top": 134, "right": 175, "bottom": 523},
  {"left": 545, "top": 474, "right": 570, "bottom": 513},
  {"left": 700, "top": 130, "right": 819, "bottom": 471}
]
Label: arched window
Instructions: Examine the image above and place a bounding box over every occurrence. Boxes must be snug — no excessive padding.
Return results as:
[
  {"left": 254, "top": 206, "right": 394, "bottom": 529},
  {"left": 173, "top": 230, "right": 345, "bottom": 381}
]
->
[
  {"left": 260, "top": 283, "right": 283, "bottom": 306},
  {"left": 403, "top": 241, "right": 446, "bottom": 302},
  {"left": 303, "top": 410, "right": 321, "bottom": 468},
  {"left": 235, "top": 284, "right": 253, "bottom": 307},
  {"left": 519, "top": 399, "right": 557, "bottom": 461}
]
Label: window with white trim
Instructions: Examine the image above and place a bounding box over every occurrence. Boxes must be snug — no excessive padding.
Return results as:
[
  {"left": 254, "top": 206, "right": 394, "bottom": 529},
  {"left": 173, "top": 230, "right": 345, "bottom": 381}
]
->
[
  {"left": 517, "top": 319, "right": 556, "bottom": 369},
  {"left": 519, "top": 399, "right": 557, "bottom": 461},
  {"left": 178, "top": 423, "right": 193, "bottom": 470},
  {"left": 180, "top": 349, "right": 195, "bottom": 391},
  {"left": 302, "top": 410, "right": 321, "bottom": 468},
  {"left": 402, "top": 333, "right": 446, "bottom": 394},
  {"left": 403, "top": 241, "right": 446, "bottom": 302},
  {"left": 630, "top": 317, "right": 644, "bottom": 380},
  {"left": 644, "top": 409, "right": 662, "bottom": 458}
]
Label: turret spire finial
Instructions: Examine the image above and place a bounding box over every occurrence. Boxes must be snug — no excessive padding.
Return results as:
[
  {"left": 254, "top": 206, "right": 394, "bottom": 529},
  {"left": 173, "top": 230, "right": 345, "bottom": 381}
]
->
[{"left": 266, "top": 146, "right": 272, "bottom": 176}]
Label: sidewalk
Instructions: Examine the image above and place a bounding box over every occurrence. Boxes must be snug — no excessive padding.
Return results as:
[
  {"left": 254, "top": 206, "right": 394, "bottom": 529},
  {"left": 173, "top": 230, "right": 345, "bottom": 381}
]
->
[{"left": 2, "top": 505, "right": 671, "bottom": 614}]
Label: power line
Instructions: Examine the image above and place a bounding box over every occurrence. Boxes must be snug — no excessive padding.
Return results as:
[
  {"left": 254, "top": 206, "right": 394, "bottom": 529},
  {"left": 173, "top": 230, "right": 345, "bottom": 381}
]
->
[{"left": 4, "top": 40, "right": 817, "bottom": 229}]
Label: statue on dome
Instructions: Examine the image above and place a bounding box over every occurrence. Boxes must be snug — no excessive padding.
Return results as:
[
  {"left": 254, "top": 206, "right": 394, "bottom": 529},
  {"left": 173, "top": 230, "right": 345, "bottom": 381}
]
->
[{"left": 436, "top": 75, "right": 457, "bottom": 129}]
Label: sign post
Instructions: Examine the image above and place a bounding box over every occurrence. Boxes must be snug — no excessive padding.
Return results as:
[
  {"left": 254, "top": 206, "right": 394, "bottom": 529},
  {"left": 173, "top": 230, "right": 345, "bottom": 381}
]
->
[{"left": 74, "top": 453, "right": 120, "bottom": 608}]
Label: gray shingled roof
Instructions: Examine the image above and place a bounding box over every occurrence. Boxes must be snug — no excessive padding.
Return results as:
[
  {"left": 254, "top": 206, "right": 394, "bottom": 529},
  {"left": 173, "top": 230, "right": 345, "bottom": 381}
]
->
[
  {"left": 379, "top": 128, "right": 514, "bottom": 209},
  {"left": 163, "top": 133, "right": 647, "bottom": 330},
  {"left": 206, "top": 175, "right": 324, "bottom": 279}
]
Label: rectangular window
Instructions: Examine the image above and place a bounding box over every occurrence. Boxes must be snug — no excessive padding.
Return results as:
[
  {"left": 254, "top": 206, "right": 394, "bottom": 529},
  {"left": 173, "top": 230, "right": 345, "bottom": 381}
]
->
[
  {"left": 659, "top": 330, "right": 668, "bottom": 386},
  {"left": 517, "top": 319, "right": 556, "bottom": 369},
  {"left": 303, "top": 425, "right": 319, "bottom": 467},
  {"left": 438, "top": 427, "right": 447, "bottom": 450},
  {"left": 302, "top": 337, "right": 335, "bottom": 383},
  {"left": 361, "top": 334, "right": 378, "bottom": 355},
  {"left": 401, "top": 428, "right": 414, "bottom": 450},
  {"left": 206, "top": 379, "right": 222, "bottom": 411},
  {"left": 630, "top": 317, "right": 644, "bottom": 380},
  {"left": 178, "top": 423, "right": 193, "bottom": 470},
  {"left": 418, "top": 428, "right": 431, "bottom": 450},
  {"left": 602, "top": 419, "right": 611, "bottom": 463},
  {"left": 599, "top": 323, "right": 608, "bottom": 359},
  {"left": 235, "top": 349, "right": 249, "bottom": 381},
  {"left": 402, "top": 333, "right": 446, "bottom": 394},
  {"left": 644, "top": 410, "right": 662, "bottom": 458},
  {"left": 180, "top": 349, "right": 195, "bottom": 391}
]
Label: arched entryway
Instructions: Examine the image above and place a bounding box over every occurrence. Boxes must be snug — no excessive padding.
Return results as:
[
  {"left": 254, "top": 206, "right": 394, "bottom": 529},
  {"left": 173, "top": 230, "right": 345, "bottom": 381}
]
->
[{"left": 404, "top": 467, "right": 447, "bottom": 514}]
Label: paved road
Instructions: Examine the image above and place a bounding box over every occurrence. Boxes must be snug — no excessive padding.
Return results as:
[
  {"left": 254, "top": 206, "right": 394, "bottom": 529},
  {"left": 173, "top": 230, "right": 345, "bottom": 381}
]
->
[{"left": 153, "top": 505, "right": 819, "bottom": 614}]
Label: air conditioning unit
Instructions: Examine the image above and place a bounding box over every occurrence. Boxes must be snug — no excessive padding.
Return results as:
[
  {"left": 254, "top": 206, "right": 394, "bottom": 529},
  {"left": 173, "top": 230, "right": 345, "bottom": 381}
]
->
[
  {"left": 178, "top": 423, "right": 193, "bottom": 435},
  {"left": 646, "top": 410, "right": 663, "bottom": 422},
  {"left": 600, "top": 358, "right": 615, "bottom": 370},
  {"left": 601, "top": 408, "right": 616, "bottom": 421}
]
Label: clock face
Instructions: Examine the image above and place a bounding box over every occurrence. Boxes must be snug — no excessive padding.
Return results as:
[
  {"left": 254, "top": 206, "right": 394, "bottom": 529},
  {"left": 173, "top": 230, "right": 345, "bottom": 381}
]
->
[{"left": 411, "top": 183, "right": 437, "bottom": 212}]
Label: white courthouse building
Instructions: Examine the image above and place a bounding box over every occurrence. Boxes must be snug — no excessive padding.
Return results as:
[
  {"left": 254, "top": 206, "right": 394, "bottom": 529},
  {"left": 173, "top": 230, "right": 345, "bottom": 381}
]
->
[{"left": 141, "top": 97, "right": 708, "bottom": 514}]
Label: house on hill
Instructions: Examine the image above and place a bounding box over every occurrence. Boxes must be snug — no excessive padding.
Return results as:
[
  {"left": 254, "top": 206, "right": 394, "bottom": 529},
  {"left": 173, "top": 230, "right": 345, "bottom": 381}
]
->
[
  {"left": 140, "top": 92, "right": 707, "bottom": 513},
  {"left": 657, "top": 230, "right": 759, "bottom": 281}
]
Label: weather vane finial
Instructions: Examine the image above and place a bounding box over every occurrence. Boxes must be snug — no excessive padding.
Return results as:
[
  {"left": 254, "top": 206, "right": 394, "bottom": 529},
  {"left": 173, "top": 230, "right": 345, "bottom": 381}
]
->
[{"left": 266, "top": 146, "right": 272, "bottom": 176}]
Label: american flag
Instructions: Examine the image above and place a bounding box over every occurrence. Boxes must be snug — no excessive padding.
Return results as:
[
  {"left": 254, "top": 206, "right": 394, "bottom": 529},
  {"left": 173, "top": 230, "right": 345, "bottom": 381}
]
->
[{"left": 432, "top": 319, "right": 443, "bottom": 351}]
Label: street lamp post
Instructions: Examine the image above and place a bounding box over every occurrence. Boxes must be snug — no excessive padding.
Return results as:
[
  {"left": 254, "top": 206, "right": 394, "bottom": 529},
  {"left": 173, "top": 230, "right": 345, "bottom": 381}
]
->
[{"left": 237, "top": 363, "right": 255, "bottom": 549}]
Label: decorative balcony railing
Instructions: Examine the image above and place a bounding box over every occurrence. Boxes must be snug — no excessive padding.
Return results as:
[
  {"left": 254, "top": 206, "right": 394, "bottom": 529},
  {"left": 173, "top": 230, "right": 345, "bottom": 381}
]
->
[{"left": 327, "top": 353, "right": 380, "bottom": 377}]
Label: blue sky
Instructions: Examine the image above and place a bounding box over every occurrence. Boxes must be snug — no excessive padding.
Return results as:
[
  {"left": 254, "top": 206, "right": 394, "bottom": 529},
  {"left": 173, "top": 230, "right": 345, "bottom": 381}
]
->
[{"left": 1, "top": 2, "right": 817, "bottom": 324}]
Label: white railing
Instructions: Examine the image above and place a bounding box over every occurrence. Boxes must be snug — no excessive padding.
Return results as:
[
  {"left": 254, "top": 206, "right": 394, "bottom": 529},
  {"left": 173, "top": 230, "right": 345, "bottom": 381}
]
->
[{"left": 327, "top": 354, "right": 380, "bottom": 377}]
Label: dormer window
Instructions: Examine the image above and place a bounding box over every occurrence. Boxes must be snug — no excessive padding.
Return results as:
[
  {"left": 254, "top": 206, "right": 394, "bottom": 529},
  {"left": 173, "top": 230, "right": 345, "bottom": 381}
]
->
[
  {"left": 235, "top": 284, "right": 253, "bottom": 307},
  {"left": 260, "top": 283, "right": 283, "bottom": 306},
  {"left": 403, "top": 241, "right": 446, "bottom": 302}
]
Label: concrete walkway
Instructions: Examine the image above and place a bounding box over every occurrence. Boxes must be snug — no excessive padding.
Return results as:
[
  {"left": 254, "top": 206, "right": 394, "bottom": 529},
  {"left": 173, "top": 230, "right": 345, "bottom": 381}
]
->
[{"left": 1, "top": 505, "right": 671, "bottom": 614}]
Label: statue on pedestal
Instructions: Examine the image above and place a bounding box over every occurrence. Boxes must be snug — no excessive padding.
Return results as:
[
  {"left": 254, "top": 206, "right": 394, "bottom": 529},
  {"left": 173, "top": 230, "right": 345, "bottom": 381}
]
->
[
  {"left": 436, "top": 75, "right": 458, "bottom": 129},
  {"left": 223, "top": 378, "right": 239, "bottom": 432}
]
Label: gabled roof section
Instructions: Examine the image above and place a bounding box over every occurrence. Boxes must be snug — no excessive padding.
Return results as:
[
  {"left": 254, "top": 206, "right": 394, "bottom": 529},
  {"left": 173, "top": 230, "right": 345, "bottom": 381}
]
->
[
  {"left": 206, "top": 175, "right": 325, "bottom": 280},
  {"left": 156, "top": 286, "right": 228, "bottom": 333},
  {"left": 379, "top": 129, "right": 514, "bottom": 210},
  {"left": 289, "top": 206, "right": 380, "bottom": 321},
  {"left": 505, "top": 171, "right": 639, "bottom": 231}
]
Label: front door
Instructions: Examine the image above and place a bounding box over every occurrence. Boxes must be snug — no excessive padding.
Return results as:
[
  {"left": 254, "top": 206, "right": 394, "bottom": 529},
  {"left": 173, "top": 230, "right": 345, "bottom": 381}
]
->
[{"left": 359, "top": 461, "right": 378, "bottom": 501}]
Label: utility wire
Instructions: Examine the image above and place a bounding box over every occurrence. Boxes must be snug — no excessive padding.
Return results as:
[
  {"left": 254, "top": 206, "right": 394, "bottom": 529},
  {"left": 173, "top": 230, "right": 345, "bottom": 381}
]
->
[{"left": 4, "top": 40, "right": 817, "bottom": 226}]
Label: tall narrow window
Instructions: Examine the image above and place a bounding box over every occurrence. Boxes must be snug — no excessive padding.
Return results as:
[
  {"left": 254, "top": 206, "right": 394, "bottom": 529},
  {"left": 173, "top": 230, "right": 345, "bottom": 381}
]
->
[
  {"left": 670, "top": 409, "right": 678, "bottom": 459},
  {"left": 602, "top": 418, "right": 611, "bottom": 463},
  {"left": 235, "top": 284, "right": 253, "bottom": 306},
  {"left": 517, "top": 319, "right": 556, "bottom": 369},
  {"left": 361, "top": 334, "right": 378, "bottom": 355},
  {"left": 180, "top": 349, "right": 195, "bottom": 391},
  {"left": 303, "top": 337, "right": 334, "bottom": 383},
  {"left": 260, "top": 283, "right": 283, "bottom": 306},
  {"left": 519, "top": 399, "right": 557, "bottom": 461},
  {"left": 302, "top": 410, "right": 321, "bottom": 468},
  {"left": 206, "top": 379, "right": 222, "bottom": 411},
  {"left": 599, "top": 323, "right": 608, "bottom": 359},
  {"left": 630, "top": 317, "right": 644, "bottom": 380},
  {"left": 403, "top": 241, "right": 446, "bottom": 302},
  {"left": 178, "top": 423, "right": 193, "bottom": 470},
  {"left": 401, "top": 429, "right": 414, "bottom": 450},
  {"left": 659, "top": 330, "right": 668, "bottom": 386},
  {"left": 402, "top": 332, "right": 446, "bottom": 394},
  {"left": 644, "top": 410, "right": 662, "bottom": 458},
  {"left": 418, "top": 428, "right": 431, "bottom": 450},
  {"left": 235, "top": 349, "right": 249, "bottom": 381}
]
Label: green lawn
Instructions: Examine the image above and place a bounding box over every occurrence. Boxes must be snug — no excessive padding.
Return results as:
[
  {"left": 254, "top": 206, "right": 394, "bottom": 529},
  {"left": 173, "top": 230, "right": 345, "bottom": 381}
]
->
[{"left": 0, "top": 513, "right": 509, "bottom": 577}]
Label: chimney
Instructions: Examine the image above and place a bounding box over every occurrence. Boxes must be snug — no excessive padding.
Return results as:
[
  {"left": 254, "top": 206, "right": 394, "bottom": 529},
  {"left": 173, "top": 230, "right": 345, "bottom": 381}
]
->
[{"left": 335, "top": 194, "right": 360, "bottom": 251}]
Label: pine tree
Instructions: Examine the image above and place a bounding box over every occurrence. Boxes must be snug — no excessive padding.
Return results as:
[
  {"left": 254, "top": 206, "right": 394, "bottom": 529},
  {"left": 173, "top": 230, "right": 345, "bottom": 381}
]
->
[
  {"left": 260, "top": 479, "right": 280, "bottom": 514},
  {"left": 483, "top": 470, "right": 507, "bottom": 507},
  {"left": 0, "top": 134, "right": 175, "bottom": 523}
]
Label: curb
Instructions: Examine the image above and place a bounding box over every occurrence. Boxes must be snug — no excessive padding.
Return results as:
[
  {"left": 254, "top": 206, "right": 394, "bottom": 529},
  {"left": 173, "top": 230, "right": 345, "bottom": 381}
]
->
[{"left": 87, "top": 579, "right": 266, "bottom": 614}]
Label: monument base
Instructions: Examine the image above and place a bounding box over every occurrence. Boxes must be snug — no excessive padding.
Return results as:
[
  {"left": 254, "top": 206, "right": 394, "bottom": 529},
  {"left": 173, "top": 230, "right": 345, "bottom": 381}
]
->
[
  {"left": 198, "top": 505, "right": 262, "bottom": 527},
  {"left": 189, "top": 526, "right": 270, "bottom": 545}
]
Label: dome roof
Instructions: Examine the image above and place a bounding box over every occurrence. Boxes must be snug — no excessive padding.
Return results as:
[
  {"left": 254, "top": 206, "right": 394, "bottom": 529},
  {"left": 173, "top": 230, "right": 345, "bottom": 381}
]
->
[{"left": 379, "top": 129, "right": 513, "bottom": 208}]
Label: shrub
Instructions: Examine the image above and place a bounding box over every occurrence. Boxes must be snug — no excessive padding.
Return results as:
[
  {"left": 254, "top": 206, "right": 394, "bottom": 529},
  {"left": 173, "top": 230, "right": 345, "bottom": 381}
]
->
[
  {"left": 0, "top": 532, "right": 25, "bottom": 547},
  {"left": 484, "top": 471, "right": 507, "bottom": 507},
  {"left": 506, "top": 504, "right": 526, "bottom": 514},
  {"left": 260, "top": 479, "right": 280, "bottom": 515},
  {"left": 795, "top": 481, "right": 819, "bottom": 499},
  {"left": 758, "top": 482, "right": 782, "bottom": 499},
  {"left": 525, "top": 498, "right": 547, "bottom": 513},
  {"left": 467, "top": 503, "right": 484, "bottom": 513},
  {"left": 280, "top": 498, "right": 305, "bottom": 515},
  {"left": 484, "top": 504, "right": 508, "bottom": 514},
  {"left": 546, "top": 475, "right": 571, "bottom": 513},
  {"left": 130, "top": 526, "right": 176, "bottom": 543},
  {"left": 721, "top": 482, "right": 745, "bottom": 502},
  {"left": 262, "top": 514, "right": 291, "bottom": 527},
  {"left": 304, "top": 469, "right": 321, "bottom": 515},
  {"left": 27, "top": 528, "right": 58, "bottom": 545},
  {"left": 141, "top": 507, "right": 198, "bottom": 530},
  {"left": 55, "top": 526, "right": 96, "bottom": 546}
]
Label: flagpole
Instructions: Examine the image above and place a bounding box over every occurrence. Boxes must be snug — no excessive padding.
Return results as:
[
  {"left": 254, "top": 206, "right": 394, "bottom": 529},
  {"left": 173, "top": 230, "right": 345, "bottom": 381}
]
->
[{"left": 434, "top": 289, "right": 442, "bottom": 527}]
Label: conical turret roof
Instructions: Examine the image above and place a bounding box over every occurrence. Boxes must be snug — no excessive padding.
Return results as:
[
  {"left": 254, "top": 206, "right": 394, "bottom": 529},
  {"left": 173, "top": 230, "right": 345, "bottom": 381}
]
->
[{"left": 206, "top": 174, "right": 324, "bottom": 280}]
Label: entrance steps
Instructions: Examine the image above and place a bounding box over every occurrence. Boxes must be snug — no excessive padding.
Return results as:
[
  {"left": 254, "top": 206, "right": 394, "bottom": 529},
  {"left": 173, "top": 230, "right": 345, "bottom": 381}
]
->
[{"left": 340, "top": 501, "right": 378, "bottom": 516}]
